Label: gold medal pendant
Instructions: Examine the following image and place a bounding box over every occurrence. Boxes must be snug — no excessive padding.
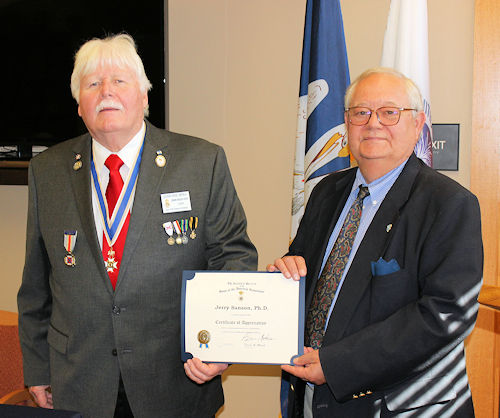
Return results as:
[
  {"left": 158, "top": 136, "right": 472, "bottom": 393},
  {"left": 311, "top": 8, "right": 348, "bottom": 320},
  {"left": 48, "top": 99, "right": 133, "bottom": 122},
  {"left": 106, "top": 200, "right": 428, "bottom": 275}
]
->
[
  {"left": 105, "top": 248, "right": 118, "bottom": 272},
  {"left": 167, "top": 236, "right": 175, "bottom": 245}
]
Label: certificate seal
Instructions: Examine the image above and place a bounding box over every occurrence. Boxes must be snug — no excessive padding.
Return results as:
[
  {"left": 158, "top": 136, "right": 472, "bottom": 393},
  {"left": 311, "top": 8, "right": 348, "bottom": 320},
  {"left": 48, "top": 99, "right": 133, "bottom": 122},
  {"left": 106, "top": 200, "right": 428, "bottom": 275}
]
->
[{"left": 198, "top": 330, "right": 210, "bottom": 348}]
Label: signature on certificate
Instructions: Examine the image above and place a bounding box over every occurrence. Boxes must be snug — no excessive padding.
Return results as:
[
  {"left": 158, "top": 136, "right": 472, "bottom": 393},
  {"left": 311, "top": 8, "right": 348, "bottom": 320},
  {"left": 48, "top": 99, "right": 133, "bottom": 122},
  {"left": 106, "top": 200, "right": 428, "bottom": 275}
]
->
[{"left": 241, "top": 333, "right": 273, "bottom": 348}]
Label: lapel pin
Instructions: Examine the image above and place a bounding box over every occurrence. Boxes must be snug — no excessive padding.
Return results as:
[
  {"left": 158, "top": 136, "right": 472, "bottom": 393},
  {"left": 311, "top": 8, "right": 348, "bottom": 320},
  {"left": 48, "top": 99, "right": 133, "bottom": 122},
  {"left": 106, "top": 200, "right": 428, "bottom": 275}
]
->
[
  {"left": 155, "top": 150, "right": 166, "bottom": 168},
  {"left": 386, "top": 224, "right": 392, "bottom": 233},
  {"left": 73, "top": 154, "right": 82, "bottom": 171}
]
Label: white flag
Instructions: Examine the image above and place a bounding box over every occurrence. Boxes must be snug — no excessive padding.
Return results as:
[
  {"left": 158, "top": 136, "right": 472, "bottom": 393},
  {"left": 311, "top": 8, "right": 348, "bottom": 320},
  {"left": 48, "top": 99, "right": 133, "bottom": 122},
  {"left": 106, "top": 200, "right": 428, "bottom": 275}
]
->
[{"left": 381, "top": 0, "right": 433, "bottom": 166}]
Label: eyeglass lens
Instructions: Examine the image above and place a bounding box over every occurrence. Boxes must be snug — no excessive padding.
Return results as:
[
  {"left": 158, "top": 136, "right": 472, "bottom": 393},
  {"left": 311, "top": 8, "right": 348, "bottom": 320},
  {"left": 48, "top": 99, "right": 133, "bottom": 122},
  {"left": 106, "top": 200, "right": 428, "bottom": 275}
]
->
[{"left": 348, "top": 107, "right": 402, "bottom": 126}]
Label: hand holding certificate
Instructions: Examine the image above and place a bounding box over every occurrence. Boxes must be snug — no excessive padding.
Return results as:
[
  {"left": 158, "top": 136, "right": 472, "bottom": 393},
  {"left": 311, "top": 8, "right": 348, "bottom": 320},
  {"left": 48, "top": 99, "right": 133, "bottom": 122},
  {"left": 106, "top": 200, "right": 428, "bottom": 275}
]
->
[{"left": 181, "top": 271, "right": 304, "bottom": 365}]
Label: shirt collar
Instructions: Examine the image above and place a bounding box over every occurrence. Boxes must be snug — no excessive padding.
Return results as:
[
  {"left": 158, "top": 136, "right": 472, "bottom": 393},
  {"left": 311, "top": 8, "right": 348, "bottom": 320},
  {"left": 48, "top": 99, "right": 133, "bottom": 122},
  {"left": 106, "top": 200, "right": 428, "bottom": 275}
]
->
[
  {"left": 352, "top": 158, "right": 408, "bottom": 205},
  {"left": 92, "top": 121, "right": 146, "bottom": 173}
]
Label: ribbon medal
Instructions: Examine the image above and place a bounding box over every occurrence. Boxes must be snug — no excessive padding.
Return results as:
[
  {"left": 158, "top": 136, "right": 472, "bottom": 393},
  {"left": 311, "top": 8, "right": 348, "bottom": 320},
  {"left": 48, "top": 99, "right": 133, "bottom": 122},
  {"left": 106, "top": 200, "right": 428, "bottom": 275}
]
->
[
  {"left": 189, "top": 216, "right": 198, "bottom": 240},
  {"left": 181, "top": 219, "right": 189, "bottom": 244},
  {"left": 63, "top": 230, "right": 77, "bottom": 266},
  {"left": 163, "top": 221, "right": 175, "bottom": 245},
  {"left": 173, "top": 220, "right": 183, "bottom": 245}
]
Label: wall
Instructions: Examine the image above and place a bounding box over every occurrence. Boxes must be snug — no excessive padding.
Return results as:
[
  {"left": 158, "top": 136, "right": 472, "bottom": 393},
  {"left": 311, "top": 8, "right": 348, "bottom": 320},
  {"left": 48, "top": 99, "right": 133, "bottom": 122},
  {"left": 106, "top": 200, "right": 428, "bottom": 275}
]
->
[
  {"left": 167, "top": 1, "right": 304, "bottom": 415},
  {"left": 0, "top": 185, "right": 27, "bottom": 312},
  {"left": 1, "top": 0, "right": 475, "bottom": 416}
]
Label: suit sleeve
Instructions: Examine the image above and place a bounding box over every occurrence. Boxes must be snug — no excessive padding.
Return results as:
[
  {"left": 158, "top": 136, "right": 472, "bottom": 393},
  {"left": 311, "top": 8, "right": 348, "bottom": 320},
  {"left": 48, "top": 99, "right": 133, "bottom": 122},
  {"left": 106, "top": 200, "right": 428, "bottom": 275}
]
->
[
  {"left": 319, "top": 190, "right": 483, "bottom": 401},
  {"left": 17, "top": 162, "right": 53, "bottom": 386},
  {"left": 204, "top": 146, "right": 257, "bottom": 271}
]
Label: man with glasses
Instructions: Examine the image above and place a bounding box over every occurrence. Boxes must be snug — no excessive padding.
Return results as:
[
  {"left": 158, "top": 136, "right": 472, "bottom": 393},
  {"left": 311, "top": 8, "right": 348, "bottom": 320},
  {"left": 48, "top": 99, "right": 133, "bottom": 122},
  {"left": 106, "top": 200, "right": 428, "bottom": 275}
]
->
[{"left": 269, "top": 67, "right": 482, "bottom": 417}]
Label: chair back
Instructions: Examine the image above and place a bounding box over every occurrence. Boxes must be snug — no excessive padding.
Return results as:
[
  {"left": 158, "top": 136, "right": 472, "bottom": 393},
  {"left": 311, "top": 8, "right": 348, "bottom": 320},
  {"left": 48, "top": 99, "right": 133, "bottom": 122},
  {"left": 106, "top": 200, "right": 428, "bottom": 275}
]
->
[{"left": 0, "top": 311, "right": 24, "bottom": 398}]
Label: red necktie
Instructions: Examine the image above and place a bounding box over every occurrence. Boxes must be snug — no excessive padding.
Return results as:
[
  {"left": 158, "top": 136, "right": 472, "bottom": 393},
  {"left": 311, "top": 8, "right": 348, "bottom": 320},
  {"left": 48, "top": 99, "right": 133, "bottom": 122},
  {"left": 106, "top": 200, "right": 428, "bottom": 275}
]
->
[{"left": 102, "top": 154, "right": 130, "bottom": 290}]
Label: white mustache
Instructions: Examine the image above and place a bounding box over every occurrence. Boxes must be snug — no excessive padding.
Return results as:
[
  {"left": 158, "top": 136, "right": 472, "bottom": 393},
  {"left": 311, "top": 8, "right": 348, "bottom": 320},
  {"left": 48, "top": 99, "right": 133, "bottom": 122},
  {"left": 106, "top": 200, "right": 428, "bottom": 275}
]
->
[{"left": 95, "top": 100, "right": 124, "bottom": 113}]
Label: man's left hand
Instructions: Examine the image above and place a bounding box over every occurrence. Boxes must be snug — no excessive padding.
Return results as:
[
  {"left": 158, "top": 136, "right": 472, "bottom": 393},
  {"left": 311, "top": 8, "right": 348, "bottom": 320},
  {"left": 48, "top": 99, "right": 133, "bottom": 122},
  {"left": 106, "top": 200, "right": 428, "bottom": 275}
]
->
[
  {"left": 184, "top": 358, "right": 228, "bottom": 384},
  {"left": 281, "top": 347, "right": 326, "bottom": 385}
]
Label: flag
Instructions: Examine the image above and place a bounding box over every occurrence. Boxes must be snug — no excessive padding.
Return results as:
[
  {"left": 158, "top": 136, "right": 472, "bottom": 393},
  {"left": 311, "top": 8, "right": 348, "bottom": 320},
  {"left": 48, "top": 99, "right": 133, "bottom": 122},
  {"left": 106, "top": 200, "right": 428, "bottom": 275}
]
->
[
  {"left": 282, "top": 0, "right": 350, "bottom": 416},
  {"left": 381, "top": 0, "right": 433, "bottom": 166},
  {"left": 290, "top": 0, "right": 350, "bottom": 241}
]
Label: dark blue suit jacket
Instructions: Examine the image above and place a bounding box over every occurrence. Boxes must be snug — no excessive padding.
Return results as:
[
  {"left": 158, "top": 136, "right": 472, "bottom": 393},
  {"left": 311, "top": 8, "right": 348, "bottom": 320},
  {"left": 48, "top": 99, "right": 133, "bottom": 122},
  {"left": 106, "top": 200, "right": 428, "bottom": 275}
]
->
[{"left": 286, "top": 154, "right": 482, "bottom": 417}]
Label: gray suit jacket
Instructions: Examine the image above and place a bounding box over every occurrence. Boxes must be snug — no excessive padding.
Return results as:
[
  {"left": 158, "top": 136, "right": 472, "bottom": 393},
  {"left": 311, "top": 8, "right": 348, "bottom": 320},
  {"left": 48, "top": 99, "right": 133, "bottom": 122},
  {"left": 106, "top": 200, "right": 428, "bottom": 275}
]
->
[{"left": 18, "top": 121, "right": 257, "bottom": 418}]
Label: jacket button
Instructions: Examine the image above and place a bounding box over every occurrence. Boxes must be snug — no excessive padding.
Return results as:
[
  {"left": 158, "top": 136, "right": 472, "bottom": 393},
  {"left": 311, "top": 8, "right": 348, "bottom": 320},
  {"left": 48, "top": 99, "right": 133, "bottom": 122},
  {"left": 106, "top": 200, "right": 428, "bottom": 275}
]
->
[
  {"left": 112, "top": 305, "right": 121, "bottom": 315},
  {"left": 112, "top": 348, "right": 117, "bottom": 356}
]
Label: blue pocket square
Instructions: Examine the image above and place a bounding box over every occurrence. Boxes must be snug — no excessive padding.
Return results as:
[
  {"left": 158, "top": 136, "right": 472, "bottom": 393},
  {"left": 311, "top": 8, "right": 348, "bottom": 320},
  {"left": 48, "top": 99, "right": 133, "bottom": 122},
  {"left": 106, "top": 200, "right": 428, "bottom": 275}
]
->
[{"left": 371, "top": 257, "right": 401, "bottom": 276}]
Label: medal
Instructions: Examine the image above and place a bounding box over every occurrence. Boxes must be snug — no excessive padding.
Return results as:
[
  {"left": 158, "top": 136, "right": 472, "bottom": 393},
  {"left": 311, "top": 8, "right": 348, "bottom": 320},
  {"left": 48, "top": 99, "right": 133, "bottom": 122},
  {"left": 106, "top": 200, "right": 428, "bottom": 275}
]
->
[
  {"left": 173, "top": 220, "right": 182, "bottom": 245},
  {"left": 105, "top": 247, "right": 118, "bottom": 272},
  {"left": 155, "top": 150, "right": 166, "bottom": 167},
  {"left": 181, "top": 219, "right": 189, "bottom": 244},
  {"left": 63, "top": 230, "right": 77, "bottom": 266},
  {"left": 189, "top": 216, "right": 198, "bottom": 239},
  {"left": 163, "top": 222, "right": 175, "bottom": 245}
]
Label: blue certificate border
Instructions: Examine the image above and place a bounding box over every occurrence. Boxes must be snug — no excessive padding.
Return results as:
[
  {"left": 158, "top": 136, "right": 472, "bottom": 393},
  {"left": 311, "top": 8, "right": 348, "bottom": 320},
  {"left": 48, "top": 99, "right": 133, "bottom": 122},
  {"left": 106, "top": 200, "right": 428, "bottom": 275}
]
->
[{"left": 181, "top": 270, "right": 305, "bottom": 365}]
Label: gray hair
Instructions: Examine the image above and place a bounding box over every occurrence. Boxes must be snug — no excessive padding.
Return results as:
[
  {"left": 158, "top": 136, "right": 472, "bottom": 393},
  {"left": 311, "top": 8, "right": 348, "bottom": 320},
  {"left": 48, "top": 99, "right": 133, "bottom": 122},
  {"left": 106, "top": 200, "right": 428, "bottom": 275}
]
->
[
  {"left": 344, "top": 67, "right": 423, "bottom": 113},
  {"left": 70, "top": 33, "right": 152, "bottom": 116}
]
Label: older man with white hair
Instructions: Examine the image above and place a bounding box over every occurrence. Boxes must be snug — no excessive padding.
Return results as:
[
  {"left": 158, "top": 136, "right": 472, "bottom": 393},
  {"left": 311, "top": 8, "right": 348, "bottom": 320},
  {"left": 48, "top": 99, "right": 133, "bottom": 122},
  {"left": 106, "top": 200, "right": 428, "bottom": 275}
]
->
[
  {"left": 269, "top": 67, "right": 482, "bottom": 417},
  {"left": 18, "top": 33, "right": 257, "bottom": 418}
]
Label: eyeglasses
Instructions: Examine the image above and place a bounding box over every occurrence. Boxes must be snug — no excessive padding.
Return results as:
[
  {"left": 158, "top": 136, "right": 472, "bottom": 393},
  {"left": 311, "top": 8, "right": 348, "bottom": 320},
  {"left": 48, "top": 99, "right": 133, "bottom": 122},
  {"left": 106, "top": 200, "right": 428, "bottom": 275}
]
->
[{"left": 345, "top": 106, "right": 416, "bottom": 126}]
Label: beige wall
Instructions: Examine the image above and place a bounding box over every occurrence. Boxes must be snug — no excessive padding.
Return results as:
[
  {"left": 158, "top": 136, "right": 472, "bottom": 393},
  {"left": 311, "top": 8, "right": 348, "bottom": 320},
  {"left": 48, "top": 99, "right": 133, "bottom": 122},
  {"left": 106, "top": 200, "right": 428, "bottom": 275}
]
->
[
  {"left": 0, "top": 185, "right": 27, "bottom": 312},
  {"left": 1, "top": 0, "right": 474, "bottom": 416}
]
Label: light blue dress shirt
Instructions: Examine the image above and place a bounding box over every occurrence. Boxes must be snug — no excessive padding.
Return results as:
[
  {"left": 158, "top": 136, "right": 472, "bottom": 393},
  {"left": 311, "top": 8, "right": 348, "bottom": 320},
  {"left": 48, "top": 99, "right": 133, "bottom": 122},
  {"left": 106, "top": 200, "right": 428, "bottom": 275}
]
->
[{"left": 321, "top": 159, "right": 408, "bottom": 327}]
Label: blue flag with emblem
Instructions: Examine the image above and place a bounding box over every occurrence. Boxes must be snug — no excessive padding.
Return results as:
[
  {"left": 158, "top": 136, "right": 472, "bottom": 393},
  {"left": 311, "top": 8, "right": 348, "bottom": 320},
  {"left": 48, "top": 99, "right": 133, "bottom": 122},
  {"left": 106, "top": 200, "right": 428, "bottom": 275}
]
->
[
  {"left": 290, "top": 0, "right": 350, "bottom": 241},
  {"left": 284, "top": 0, "right": 350, "bottom": 416}
]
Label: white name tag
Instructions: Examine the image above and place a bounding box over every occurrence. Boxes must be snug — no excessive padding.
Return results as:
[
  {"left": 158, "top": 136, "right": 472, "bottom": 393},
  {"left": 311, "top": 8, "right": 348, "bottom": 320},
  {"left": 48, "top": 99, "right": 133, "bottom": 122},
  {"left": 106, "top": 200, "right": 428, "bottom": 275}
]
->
[{"left": 161, "top": 191, "right": 192, "bottom": 214}]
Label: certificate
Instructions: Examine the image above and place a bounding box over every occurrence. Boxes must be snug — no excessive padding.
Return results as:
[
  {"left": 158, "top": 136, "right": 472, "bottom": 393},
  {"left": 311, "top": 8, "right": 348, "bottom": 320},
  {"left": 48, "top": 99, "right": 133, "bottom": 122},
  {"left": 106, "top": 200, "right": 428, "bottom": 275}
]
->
[{"left": 181, "top": 271, "right": 304, "bottom": 365}]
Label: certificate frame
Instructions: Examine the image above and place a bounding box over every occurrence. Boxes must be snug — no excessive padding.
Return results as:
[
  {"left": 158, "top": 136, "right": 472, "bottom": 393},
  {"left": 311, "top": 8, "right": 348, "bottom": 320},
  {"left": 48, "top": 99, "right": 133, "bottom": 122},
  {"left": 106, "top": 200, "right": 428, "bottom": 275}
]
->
[{"left": 181, "top": 271, "right": 305, "bottom": 365}]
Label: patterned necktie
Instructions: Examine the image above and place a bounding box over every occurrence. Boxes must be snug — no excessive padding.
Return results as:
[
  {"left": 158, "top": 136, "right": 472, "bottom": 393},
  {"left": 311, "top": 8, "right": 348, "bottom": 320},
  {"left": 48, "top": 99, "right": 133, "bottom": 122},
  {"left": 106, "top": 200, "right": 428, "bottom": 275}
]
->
[
  {"left": 305, "top": 185, "right": 370, "bottom": 349},
  {"left": 102, "top": 154, "right": 130, "bottom": 290}
]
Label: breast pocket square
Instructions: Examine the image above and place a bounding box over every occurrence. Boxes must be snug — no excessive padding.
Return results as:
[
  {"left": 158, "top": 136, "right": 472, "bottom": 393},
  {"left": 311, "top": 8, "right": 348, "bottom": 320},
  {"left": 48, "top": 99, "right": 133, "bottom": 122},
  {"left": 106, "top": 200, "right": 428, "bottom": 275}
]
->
[{"left": 371, "top": 257, "right": 401, "bottom": 276}]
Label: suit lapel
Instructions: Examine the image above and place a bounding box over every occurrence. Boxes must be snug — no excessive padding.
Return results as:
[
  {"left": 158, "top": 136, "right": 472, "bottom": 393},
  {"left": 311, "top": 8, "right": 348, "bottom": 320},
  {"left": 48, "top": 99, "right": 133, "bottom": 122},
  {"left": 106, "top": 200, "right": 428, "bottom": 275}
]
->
[
  {"left": 115, "top": 123, "right": 169, "bottom": 290},
  {"left": 68, "top": 135, "right": 115, "bottom": 294},
  {"left": 325, "top": 155, "right": 422, "bottom": 341}
]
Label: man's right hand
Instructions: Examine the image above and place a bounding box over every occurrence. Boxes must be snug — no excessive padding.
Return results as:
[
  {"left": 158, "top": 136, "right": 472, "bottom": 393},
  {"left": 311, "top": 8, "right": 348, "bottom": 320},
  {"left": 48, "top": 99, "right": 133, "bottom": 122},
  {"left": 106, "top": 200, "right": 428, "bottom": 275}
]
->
[
  {"left": 29, "top": 385, "right": 53, "bottom": 409},
  {"left": 266, "top": 256, "right": 307, "bottom": 281}
]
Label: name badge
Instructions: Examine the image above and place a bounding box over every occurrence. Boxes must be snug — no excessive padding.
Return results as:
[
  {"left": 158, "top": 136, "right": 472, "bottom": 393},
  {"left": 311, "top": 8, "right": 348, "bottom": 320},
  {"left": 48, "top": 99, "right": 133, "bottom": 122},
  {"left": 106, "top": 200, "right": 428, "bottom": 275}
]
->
[{"left": 161, "top": 191, "right": 192, "bottom": 214}]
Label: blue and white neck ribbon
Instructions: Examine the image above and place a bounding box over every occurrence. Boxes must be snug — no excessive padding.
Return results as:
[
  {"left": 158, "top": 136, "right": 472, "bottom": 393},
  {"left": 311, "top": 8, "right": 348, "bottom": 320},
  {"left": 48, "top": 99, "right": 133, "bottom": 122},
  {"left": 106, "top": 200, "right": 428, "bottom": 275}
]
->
[{"left": 91, "top": 139, "right": 145, "bottom": 247}]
